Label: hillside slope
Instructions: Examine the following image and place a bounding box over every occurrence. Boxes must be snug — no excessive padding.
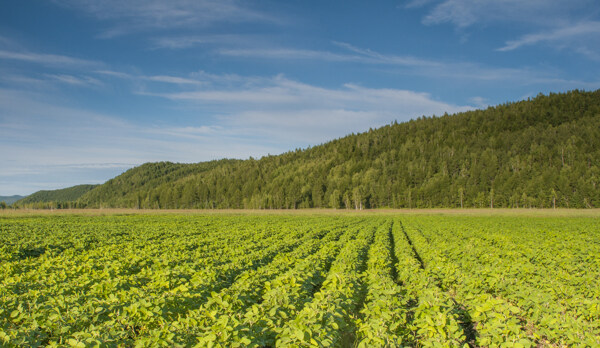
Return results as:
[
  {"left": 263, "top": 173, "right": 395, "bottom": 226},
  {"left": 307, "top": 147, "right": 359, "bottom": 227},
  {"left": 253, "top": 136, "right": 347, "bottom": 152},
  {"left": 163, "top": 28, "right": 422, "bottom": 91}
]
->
[
  {"left": 0, "top": 195, "right": 24, "bottom": 205},
  {"left": 79, "top": 90, "right": 600, "bottom": 209},
  {"left": 16, "top": 185, "right": 98, "bottom": 206}
]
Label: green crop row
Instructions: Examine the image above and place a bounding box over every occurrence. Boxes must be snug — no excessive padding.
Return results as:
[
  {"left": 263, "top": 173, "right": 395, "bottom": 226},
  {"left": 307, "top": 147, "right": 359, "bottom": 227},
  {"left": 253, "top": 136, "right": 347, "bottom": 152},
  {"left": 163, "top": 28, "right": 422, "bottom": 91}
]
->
[
  {"left": 402, "top": 216, "right": 600, "bottom": 347},
  {"left": 354, "top": 220, "right": 411, "bottom": 347},
  {"left": 1, "top": 214, "right": 598, "bottom": 347}
]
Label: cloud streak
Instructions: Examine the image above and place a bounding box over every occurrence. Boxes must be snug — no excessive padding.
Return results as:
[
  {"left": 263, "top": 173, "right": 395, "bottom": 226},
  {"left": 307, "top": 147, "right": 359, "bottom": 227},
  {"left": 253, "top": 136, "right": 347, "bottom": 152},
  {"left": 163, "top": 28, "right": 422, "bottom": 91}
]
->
[
  {"left": 44, "top": 74, "right": 104, "bottom": 87},
  {"left": 140, "top": 74, "right": 473, "bottom": 145},
  {"left": 95, "top": 70, "right": 205, "bottom": 85},
  {"left": 214, "top": 42, "right": 585, "bottom": 84},
  {"left": 151, "top": 74, "right": 466, "bottom": 109},
  {"left": 53, "top": 0, "right": 277, "bottom": 37},
  {"left": 218, "top": 42, "right": 442, "bottom": 68},
  {"left": 498, "top": 21, "right": 600, "bottom": 52},
  {"left": 151, "top": 34, "right": 257, "bottom": 49},
  {"left": 413, "top": 0, "right": 600, "bottom": 60},
  {"left": 420, "top": 0, "right": 591, "bottom": 28},
  {"left": 0, "top": 49, "right": 102, "bottom": 68}
]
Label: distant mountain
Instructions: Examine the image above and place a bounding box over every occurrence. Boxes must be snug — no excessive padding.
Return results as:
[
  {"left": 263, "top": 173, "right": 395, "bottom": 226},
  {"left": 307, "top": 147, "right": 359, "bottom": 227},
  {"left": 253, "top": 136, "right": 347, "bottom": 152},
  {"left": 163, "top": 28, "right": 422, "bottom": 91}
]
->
[
  {"left": 72, "top": 90, "right": 600, "bottom": 209},
  {"left": 15, "top": 185, "right": 99, "bottom": 207},
  {"left": 0, "top": 195, "right": 25, "bottom": 205}
]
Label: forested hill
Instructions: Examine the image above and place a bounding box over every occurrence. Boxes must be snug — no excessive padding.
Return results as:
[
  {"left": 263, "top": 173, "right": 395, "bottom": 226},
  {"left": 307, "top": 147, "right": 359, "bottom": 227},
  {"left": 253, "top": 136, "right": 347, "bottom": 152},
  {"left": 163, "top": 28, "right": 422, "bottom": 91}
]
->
[
  {"left": 0, "top": 195, "right": 24, "bottom": 205},
  {"left": 15, "top": 185, "right": 98, "bottom": 207},
  {"left": 79, "top": 90, "right": 600, "bottom": 209}
]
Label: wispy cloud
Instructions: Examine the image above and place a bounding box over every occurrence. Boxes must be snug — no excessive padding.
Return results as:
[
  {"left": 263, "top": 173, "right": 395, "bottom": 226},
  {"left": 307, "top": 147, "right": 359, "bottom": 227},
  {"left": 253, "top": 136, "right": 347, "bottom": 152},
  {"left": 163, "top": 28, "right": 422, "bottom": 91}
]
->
[
  {"left": 53, "top": 0, "right": 277, "bottom": 37},
  {"left": 151, "top": 34, "right": 255, "bottom": 49},
  {"left": 420, "top": 0, "right": 590, "bottom": 28},
  {"left": 147, "top": 126, "right": 223, "bottom": 141},
  {"left": 218, "top": 43, "right": 442, "bottom": 68},
  {"left": 468, "top": 96, "right": 488, "bottom": 108},
  {"left": 215, "top": 42, "right": 577, "bottom": 84},
  {"left": 1, "top": 69, "right": 104, "bottom": 91},
  {"left": 498, "top": 21, "right": 600, "bottom": 52},
  {"left": 0, "top": 89, "right": 130, "bottom": 133},
  {"left": 59, "top": 163, "right": 137, "bottom": 169},
  {"left": 0, "top": 49, "right": 102, "bottom": 68},
  {"left": 140, "top": 74, "right": 473, "bottom": 144},
  {"left": 405, "top": 0, "right": 436, "bottom": 9},
  {"left": 146, "top": 75, "right": 205, "bottom": 85},
  {"left": 218, "top": 48, "right": 361, "bottom": 62},
  {"left": 331, "top": 42, "right": 442, "bottom": 67},
  {"left": 95, "top": 70, "right": 204, "bottom": 85},
  {"left": 44, "top": 74, "right": 104, "bottom": 87},
  {"left": 416, "top": 1, "right": 600, "bottom": 61},
  {"left": 94, "top": 70, "right": 133, "bottom": 79},
  {"left": 1, "top": 74, "right": 54, "bottom": 89}
]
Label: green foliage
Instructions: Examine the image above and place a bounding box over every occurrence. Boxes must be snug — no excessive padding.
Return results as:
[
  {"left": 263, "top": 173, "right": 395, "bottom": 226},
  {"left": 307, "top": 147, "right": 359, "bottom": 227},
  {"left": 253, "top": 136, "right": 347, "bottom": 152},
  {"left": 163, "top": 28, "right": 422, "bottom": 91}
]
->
[
  {"left": 1, "top": 213, "right": 599, "bottom": 346},
  {"left": 14, "top": 185, "right": 98, "bottom": 208},
  {"left": 74, "top": 90, "right": 599, "bottom": 209},
  {"left": 355, "top": 220, "right": 412, "bottom": 347},
  {"left": 402, "top": 215, "right": 600, "bottom": 346}
]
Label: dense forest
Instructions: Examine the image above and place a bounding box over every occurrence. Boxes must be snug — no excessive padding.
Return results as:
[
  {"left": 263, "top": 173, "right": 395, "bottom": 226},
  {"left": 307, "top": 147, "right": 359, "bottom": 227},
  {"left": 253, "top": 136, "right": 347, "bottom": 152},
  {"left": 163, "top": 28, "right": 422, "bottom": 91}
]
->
[
  {"left": 13, "top": 185, "right": 98, "bottom": 209},
  {"left": 16, "top": 90, "right": 600, "bottom": 209}
]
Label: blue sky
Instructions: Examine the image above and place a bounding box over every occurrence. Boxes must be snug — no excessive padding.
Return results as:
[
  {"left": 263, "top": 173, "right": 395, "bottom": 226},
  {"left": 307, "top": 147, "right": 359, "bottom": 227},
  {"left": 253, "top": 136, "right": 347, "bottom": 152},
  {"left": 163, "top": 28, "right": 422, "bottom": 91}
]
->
[{"left": 1, "top": 0, "right": 599, "bottom": 195}]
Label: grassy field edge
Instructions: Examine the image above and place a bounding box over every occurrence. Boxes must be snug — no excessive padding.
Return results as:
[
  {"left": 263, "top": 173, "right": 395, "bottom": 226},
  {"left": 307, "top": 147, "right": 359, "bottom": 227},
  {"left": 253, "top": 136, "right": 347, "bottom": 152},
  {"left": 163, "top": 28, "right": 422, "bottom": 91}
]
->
[{"left": 1, "top": 208, "right": 599, "bottom": 217}]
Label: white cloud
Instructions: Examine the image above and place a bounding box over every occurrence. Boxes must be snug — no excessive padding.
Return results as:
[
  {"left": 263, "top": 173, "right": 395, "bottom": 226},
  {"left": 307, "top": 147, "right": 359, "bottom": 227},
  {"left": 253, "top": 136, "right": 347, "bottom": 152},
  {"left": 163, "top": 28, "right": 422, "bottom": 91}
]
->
[
  {"left": 421, "top": 0, "right": 590, "bottom": 28},
  {"left": 146, "top": 75, "right": 205, "bottom": 85},
  {"left": 498, "top": 21, "right": 600, "bottom": 52},
  {"left": 1, "top": 74, "right": 53, "bottom": 89},
  {"left": 407, "top": 0, "right": 600, "bottom": 60},
  {"left": 44, "top": 74, "right": 104, "bottom": 87},
  {"left": 95, "top": 70, "right": 205, "bottom": 85},
  {"left": 53, "top": 0, "right": 276, "bottom": 37},
  {"left": 416, "top": 0, "right": 600, "bottom": 60},
  {"left": 223, "top": 109, "right": 392, "bottom": 145},
  {"left": 468, "top": 96, "right": 488, "bottom": 108},
  {"left": 160, "top": 88, "right": 298, "bottom": 104},
  {"left": 331, "top": 42, "right": 442, "bottom": 67},
  {"left": 215, "top": 42, "right": 576, "bottom": 84},
  {"left": 405, "top": 0, "right": 436, "bottom": 8},
  {"left": 151, "top": 34, "right": 254, "bottom": 49},
  {"left": 0, "top": 49, "right": 102, "bottom": 68},
  {"left": 135, "top": 70, "right": 599, "bottom": 146},
  {"left": 574, "top": 46, "right": 600, "bottom": 61},
  {"left": 152, "top": 74, "right": 446, "bottom": 108},
  {"left": 1, "top": 71, "right": 104, "bottom": 90},
  {"left": 141, "top": 74, "right": 473, "bottom": 145},
  {"left": 218, "top": 48, "right": 362, "bottom": 62},
  {"left": 147, "top": 125, "right": 222, "bottom": 140},
  {"left": 94, "top": 70, "right": 133, "bottom": 79},
  {"left": 218, "top": 43, "right": 443, "bottom": 68},
  {"left": 60, "top": 163, "right": 137, "bottom": 169}
]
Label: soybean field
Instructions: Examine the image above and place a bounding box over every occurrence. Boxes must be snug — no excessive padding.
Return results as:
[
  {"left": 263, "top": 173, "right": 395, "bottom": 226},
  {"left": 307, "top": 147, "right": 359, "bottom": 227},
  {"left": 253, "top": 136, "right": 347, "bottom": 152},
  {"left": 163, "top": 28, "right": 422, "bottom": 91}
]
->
[{"left": 1, "top": 213, "right": 599, "bottom": 347}]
